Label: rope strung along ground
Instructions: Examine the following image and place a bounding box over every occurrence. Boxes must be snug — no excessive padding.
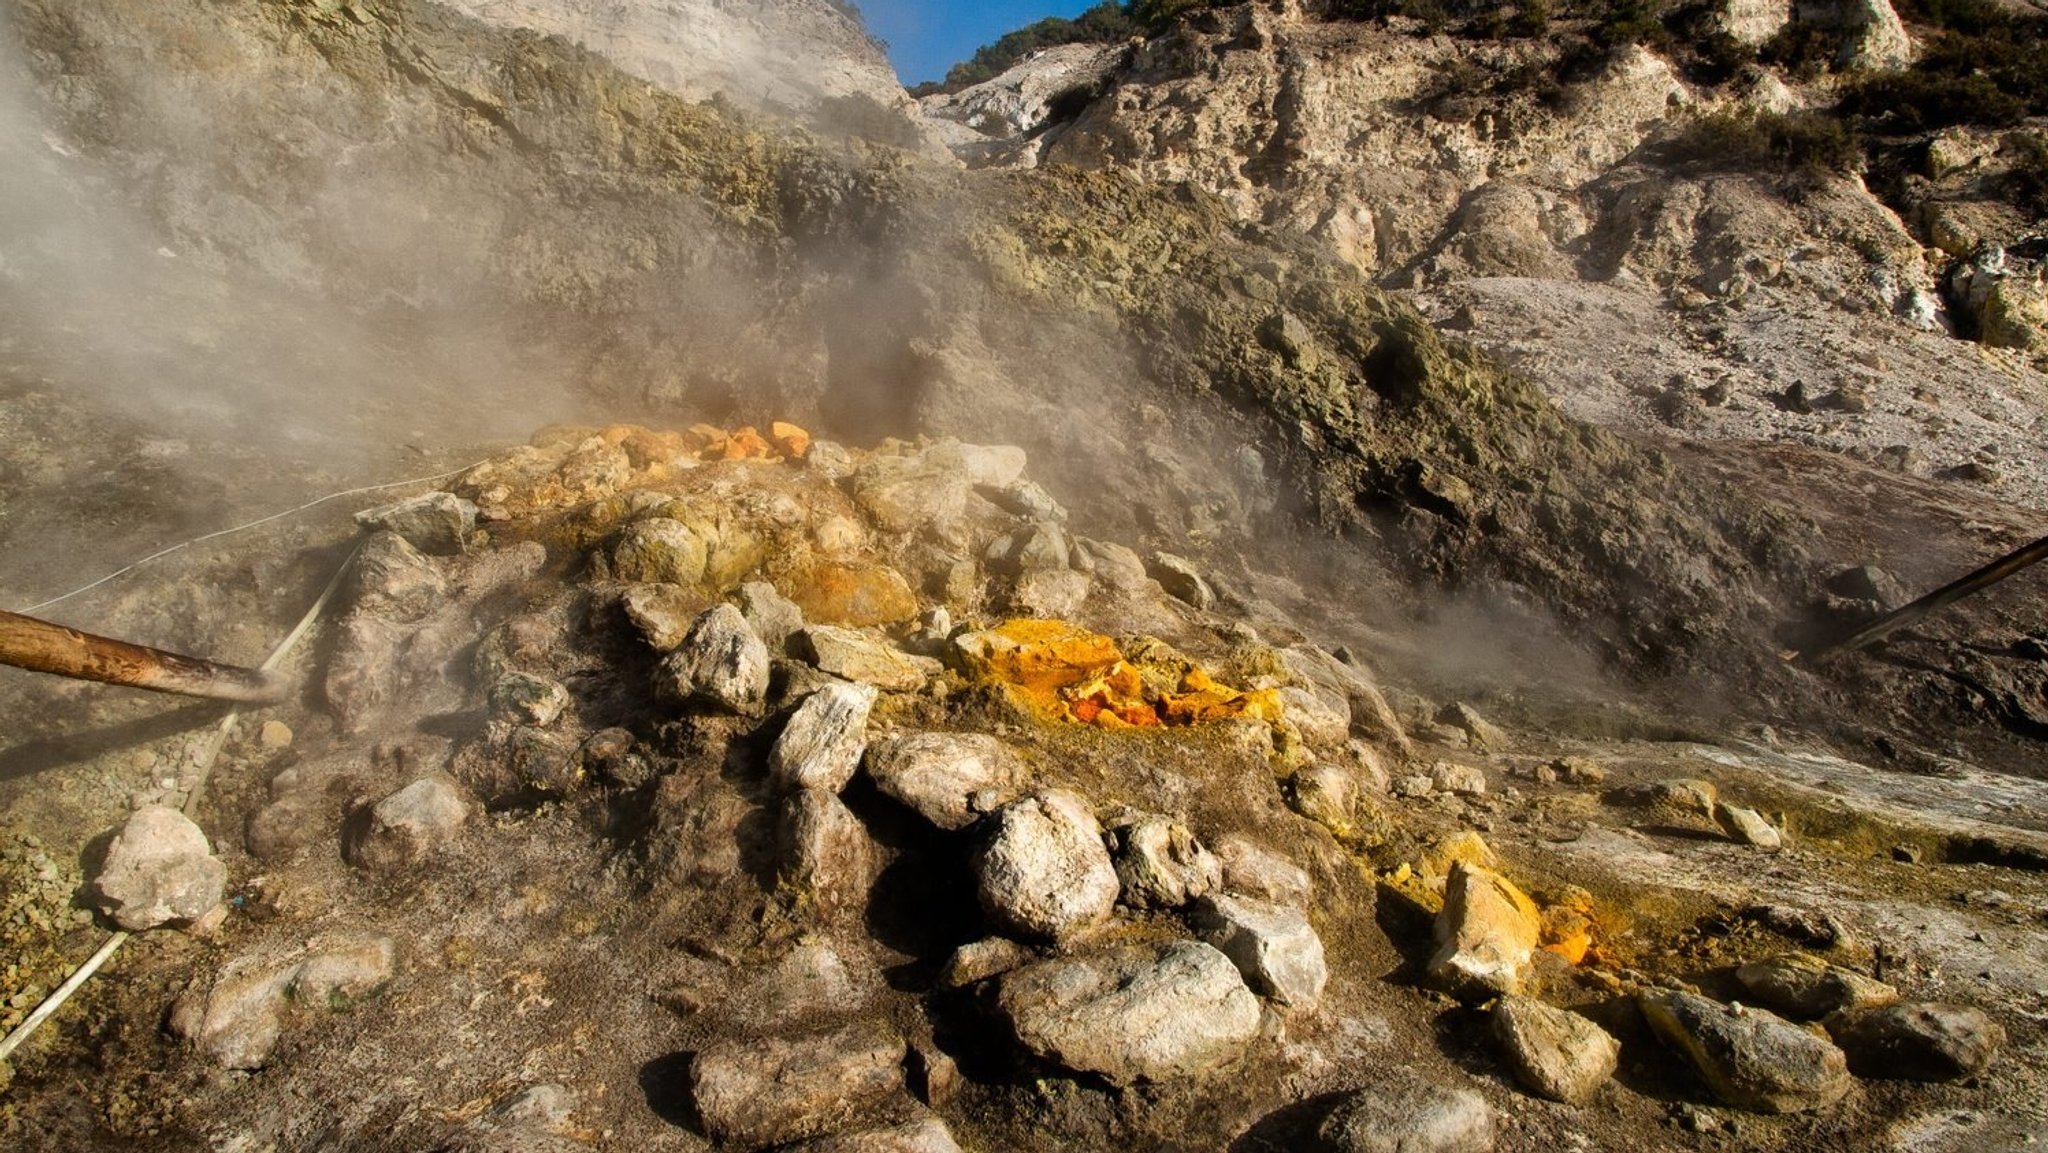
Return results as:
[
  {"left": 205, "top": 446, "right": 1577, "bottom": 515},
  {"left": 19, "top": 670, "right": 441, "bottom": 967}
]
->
[
  {"left": 0, "top": 464, "right": 466, "bottom": 1066},
  {"left": 0, "top": 544, "right": 361, "bottom": 1066}
]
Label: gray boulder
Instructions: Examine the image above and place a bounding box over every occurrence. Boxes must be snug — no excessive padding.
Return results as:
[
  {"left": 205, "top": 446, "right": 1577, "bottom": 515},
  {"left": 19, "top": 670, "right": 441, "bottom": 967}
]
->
[
  {"left": 688, "top": 1021, "right": 906, "bottom": 1147},
  {"left": 1716, "top": 803, "right": 1783, "bottom": 849},
  {"left": 1492, "top": 996, "right": 1619, "bottom": 1104},
  {"left": 1146, "top": 552, "right": 1215, "bottom": 610},
  {"left": 349, "top": 530, "right": 447, "bottom": 622},
  {"left": 1109, "top": 814, "right": 1221, "bottom": 909},
  {"left": 795, "top": 625, "right": 938, "bottom": 692},
  {"left": 91, "top": 805, "right": 228, "bottom": 931},
  {"left": 995, "top": 940, "right": 1261, "bottom": 1084},
  {"left": 769, "top": 682, "right": 880, "bottom": 794},
  {"left": 352, "top": 491, "right": 476, "bottom": 555},
  {"left": 1314, "top": 1072, "right": 1496, "bottom": 1152},
  {"left": 620, "top": 582, "right": 701, "bottom": 652},
  {"left": 1190, "top": 894, "right": 1329, "bottom": 1008},
  {"left": 737, "top": 580, "right": 805, "bottom": 652},
  {"left": 661, "top": 604, "right": 770, "bottom": 715},
  {"left": 974, "top": 789, "right": 1120, "bottom": 942},
  {"left": 1639, "top": 989, "right": 1852, "bottom": 1113},
  {"left": 606, "top": 518, "right": 707, "bottom": 585},
  {"left": 1735, "top": 953, "right": 1897, "bottom": 1019},
  {"left": 865, "top": 732, "right": 1024, "bottom": 831},
  {"left": 779, "top": 788, "right": 876, "bottom": 918},
  {"left": 1213, "top": 836, "right": 1312, "bottom": 907},
  {"left": 850, "top": 445, "right": 972, "bottom": 534},
  {"left": 343, "top": 776, "right": 469, "bottom": 872},
  {"left": 1826, "top": 1001, "right": 2005, "bottom": 1081}
]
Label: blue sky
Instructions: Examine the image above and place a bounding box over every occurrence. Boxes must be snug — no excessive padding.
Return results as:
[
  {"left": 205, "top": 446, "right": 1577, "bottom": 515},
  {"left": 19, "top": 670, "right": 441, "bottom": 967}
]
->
[{"left": 855, "top": 1, "right": 1103, "bottom": 86}]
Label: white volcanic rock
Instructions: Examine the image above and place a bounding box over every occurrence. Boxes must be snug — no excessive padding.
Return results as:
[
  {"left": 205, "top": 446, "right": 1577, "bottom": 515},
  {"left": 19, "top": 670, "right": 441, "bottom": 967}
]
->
[
  {"left": 974, "top": 789, "right": 1121, "bottom": 942},
  {"left": 440, "top": 0, "right": 943, "bottom": 151}
]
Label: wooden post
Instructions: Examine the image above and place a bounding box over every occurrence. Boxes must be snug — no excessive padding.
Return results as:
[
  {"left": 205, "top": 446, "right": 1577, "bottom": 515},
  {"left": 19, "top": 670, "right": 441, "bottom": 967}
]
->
[
  {"left": 0, "top": 609, "right": 286, "bottom": 703},
  {"left": 1790, "top": 533, "right": 2048, "bottom": 663}
]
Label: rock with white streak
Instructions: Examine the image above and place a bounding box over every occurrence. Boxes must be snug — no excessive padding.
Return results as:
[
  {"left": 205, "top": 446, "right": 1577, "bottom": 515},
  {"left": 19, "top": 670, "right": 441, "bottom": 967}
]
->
[
  {"left": 661, "top": 604, "right": 771, "bottom": 715},
  {"left": 90, "top": 806, "right": 228, "bottom": 931},
  {"left": 1190, "top": 893, "right": 1328, "bottom": 1008},
  {"left": 770, "top": 682, "right": 880, "bottom": 794}
]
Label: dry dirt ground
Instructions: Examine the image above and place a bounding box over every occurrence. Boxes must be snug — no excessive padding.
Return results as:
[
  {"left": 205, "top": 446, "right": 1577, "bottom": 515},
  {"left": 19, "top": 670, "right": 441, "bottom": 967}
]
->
[{"left": 1, "top": 1, "right": 2046, "bottom": 1150}]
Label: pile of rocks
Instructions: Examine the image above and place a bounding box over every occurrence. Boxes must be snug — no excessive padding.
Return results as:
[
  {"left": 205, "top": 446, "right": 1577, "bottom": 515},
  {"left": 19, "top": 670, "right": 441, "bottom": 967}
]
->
[{"left": 50, "top": 426, "right": 2024, "bottom": 1150}]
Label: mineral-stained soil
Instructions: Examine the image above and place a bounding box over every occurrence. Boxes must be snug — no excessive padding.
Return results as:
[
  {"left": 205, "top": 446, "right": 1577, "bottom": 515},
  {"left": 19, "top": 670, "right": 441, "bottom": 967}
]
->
[{"left": 0, "top": 1, "right": 2045, "bottom": 1151}]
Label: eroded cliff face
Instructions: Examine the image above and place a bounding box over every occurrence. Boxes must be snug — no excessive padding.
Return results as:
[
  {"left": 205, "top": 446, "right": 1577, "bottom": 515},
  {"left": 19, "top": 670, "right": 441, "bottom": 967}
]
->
[
  {"left": 918, "top": 0, "right": 2048, "bottom": 528},
  {"left": 437, "top": 0, "right": 941, "bottom": 148}
]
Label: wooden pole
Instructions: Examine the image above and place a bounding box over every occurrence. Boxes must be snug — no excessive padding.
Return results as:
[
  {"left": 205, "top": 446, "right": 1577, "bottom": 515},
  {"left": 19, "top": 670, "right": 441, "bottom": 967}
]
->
[
  {"left": 0, "top": 609, "right": 286, "bottom": 703},
  {"left": 1790, "top": 533, "right": 2048, "bottom": 663}
]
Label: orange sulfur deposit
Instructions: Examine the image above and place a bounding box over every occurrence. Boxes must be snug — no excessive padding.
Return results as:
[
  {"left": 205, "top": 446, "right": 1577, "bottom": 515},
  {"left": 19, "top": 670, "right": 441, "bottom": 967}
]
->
[
  {"left": 953, "top": 619, "right": 1285, "bottom": 730},
  {"left": 684, "top": 421, "right": 811, "bottom": 461}
]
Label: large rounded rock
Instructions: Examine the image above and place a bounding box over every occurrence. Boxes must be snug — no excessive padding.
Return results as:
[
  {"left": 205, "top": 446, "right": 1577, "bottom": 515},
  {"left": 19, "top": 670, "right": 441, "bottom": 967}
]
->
[
  {"left": 973, "top": 789, "right": 1120, "bottom": 942},
  {"left": 1735, "top": 953, "right": 1897, "bottom": 1020},
  {"left": 606, "top": 518, "right": 707, "bottom": 585},
  {"left": 864, "top": 732, "right": 1024, "bottom": 830},
  {"left": 688, "top": 1021, "right": 906, "bottom": 1148},
  {"left": 343, "top": 776, "right": 469, "bottom": 872},
  {"left": 1314, "top": 1071, "right": 1496, "bottom": 1152},
  {"left": 90, "top": 806, "right": 227, "bottom": 931},
  {"left": 1491, "top": 996, "right": 1619, "bottom": 1104},
  {"left": 1639, "top": 989, "right": 1851, "bottom": 1113},
  {"left": 995, "top": 940, "right": 1261, "bottom": 1084},
  {"left": 1826, "top": 1001, "right": 2005, "bottom": 1081}
]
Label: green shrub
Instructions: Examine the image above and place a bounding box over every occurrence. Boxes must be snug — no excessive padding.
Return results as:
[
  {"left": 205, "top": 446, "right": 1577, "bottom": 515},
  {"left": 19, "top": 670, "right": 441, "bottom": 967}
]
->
[
  {"left": 2012, "top": 134, "right": 2048, "bottom": 218},
  {"left": 1841, "top": 70, "right": 2027, "bottom": 133},
  {"left": 927, "top": 1, "right": 1140, "bottom": 93},
  {"left": 1667, "top": 108, "right": 1864, "bottom": 184}
]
